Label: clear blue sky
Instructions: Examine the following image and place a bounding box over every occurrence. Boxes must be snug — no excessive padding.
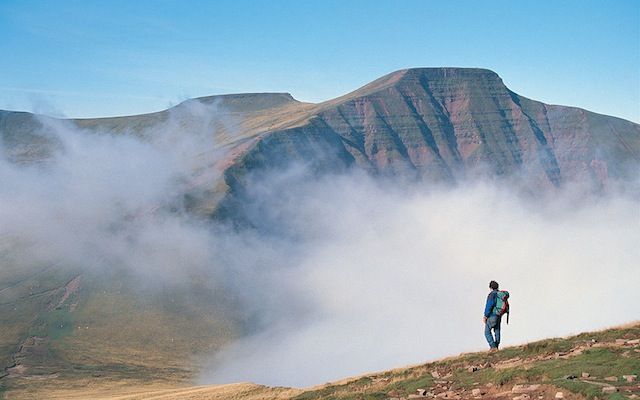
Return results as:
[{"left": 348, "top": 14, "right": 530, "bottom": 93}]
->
[{"left": 1, "top": 0, "right": 638, "bottom": 122}]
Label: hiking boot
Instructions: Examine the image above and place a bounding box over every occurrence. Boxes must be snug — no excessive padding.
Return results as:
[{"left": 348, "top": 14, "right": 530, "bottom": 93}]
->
[{"left": 489, "top": 347, "right": 499, "bottom": 353}]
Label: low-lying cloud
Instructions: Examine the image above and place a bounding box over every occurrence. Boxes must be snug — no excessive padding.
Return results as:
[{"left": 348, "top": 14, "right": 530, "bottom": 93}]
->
[
  {"left": 1, "top": 106, "right": 638, "bottom": 388},
  {"left": 203, "top": 174, "right": 639, "bottom": 387},
  {"left": 0, "top": 101, "right": 225, "bottom": 283}
]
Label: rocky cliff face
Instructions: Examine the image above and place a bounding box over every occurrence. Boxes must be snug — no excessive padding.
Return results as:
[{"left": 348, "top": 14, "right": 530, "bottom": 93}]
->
[
  {"left": 216, "top": 68, "right": 639, "bottom": 224},
  {"left": 242, "top": 68, "right": 638, "bottom": 184},
  {"left": 316, "top": 68, "right": 556, "bottom": 181}
]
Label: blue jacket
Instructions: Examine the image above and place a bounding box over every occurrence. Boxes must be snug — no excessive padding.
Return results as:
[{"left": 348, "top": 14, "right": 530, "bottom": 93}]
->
[{"left": 484, "top": 290, "right": 498, "bottom": 317}]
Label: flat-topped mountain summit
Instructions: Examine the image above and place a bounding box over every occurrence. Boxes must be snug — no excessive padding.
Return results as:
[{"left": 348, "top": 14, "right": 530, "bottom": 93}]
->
[{"left": 3, "top": 68, "right": 639, "bottom": 212}]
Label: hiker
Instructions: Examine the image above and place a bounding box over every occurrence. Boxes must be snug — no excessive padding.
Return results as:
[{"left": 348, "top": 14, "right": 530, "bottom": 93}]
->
[{"left": 483, "top": 280, "right": 509, "bottom": 351}]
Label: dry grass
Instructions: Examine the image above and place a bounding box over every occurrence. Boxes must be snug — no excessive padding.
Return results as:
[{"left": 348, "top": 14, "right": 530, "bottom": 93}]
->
[{"left": 6, "top": 381, "right": 301, "bottom": 400}]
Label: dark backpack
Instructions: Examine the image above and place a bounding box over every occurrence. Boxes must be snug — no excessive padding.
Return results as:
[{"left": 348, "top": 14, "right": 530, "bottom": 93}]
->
[{"left": 494, "top": 290, "right": 510, "bottom": 324}]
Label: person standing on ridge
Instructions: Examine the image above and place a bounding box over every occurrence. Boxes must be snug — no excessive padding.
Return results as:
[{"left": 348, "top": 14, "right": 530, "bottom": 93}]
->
[{"left": 483, "top": 280, "right": 505, "bottom": 351}]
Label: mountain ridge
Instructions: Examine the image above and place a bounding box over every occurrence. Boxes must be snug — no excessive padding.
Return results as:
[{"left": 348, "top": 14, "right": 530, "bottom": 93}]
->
[
  {"left": 210, "top": 68, "right": 639, "bottom": 223},
  {"left": 2, "top": 67, "right": 639, "bottom": 221}
]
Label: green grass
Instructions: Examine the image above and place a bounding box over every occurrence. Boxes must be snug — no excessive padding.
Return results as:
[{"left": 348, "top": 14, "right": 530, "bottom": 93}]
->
[
  {"left": 450, "top": 347, "right": 639, "bottom": 399},
  {"left": 27, "top": 307, "right": 76, "bottom": 341},
  {"left": 294, "top": 392, "right": 387, "bottom": 400},
  {"left": 388, "top": 374, "right": 434, "bottom": 393}
]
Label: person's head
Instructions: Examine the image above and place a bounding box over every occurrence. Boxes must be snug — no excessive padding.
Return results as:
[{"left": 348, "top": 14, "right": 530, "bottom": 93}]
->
[{"left": 489, "top": 280, "right": 499, "bottom": 291}]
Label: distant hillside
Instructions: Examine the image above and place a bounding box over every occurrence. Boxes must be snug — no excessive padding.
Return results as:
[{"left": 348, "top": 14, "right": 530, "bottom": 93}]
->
[{"left": 5, "top": 323, "right": 639, "bottom": 399}]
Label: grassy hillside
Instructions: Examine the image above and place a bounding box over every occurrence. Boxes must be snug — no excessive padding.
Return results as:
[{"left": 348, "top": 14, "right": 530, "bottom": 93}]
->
[
  {"left": 3, "top": 323, "right": 638, "bottom": 399},
  {"left": 293, "top": 322, "right": 640, "bottom": 400},
  {"left": 0, "top": 263, "right": 241, "bottom": 398}
]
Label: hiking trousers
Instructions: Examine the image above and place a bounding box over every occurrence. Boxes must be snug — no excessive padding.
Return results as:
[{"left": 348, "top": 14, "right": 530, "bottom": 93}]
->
[{"left": 484, "top": 315, "right": 501, "bottom": 349}]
